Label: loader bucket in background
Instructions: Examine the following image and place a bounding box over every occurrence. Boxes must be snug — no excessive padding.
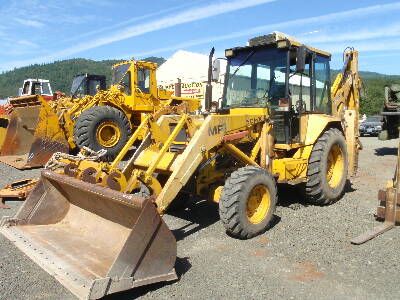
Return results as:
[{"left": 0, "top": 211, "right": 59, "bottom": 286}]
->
[
  {"left": 0, "top": 95, "right": 69, "bottom": 169},
  {"left": 0, "top": 115, "right": 10, "bottom": 150},
  {"left": 0, "top": 170, "right": 177, "bottom": 300}
]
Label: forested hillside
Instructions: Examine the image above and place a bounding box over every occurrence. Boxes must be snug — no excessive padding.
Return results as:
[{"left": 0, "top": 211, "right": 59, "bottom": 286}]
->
[
  {"left": 329, "top": 70, "right": 400, "bottom": 116},
  {"left": 0, "top": 57, "right": 165, "bottom": 98},
  {"left": 359, "top": 76, "right": 400, "bottom": 116},
  {"left": 0, "top": 57, "right": 399, "bottom": 115}
]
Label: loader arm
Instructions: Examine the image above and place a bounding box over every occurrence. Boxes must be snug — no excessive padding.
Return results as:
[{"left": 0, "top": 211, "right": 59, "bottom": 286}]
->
[{"left": 124, "top": 113, "right": 266, "bottom": 213}]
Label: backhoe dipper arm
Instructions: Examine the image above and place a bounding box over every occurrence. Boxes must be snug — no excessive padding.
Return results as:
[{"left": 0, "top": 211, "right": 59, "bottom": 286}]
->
[
  {"left": 331, "top": 50, "right": 361, "bottom": 117},
  {"left": 331, "top": 50, "right": 362, "bottom": 176}
]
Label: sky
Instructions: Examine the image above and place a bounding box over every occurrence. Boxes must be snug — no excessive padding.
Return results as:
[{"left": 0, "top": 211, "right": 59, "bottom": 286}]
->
[{"left": 0, "top": 0, "right": 399, "bottom": 74}]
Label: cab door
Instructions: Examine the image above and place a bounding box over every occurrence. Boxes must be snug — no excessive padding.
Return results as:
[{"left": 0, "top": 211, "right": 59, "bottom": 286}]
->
[
  {"left": 288, "top": 51, "right": 331, "bottom": 144},
  {"left": 312, "top": 55, "right": 331, "bottom": 115},
  {"left": 133, "top": 62, "right": 159, "bottom": 111},
  {"left": 283, "top": 49, "right": 314, "bottom": 144}
]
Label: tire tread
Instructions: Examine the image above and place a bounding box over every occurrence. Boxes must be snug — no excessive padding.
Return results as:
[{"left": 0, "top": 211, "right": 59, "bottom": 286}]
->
[
  {"left": 219, "top": 166, "right": 277, "bottom": 239},
  {"left": 305, "top": 128, "right": 347, "bottom": 205}
]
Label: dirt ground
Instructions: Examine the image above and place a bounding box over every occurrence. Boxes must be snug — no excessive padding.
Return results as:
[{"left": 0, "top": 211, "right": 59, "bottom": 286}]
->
[{"left": 0, "top": 136, "right": 399, "bottom": 300}]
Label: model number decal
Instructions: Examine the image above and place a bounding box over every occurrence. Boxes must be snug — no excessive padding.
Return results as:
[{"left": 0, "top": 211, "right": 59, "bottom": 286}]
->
[{"left": 246, "top": 116, "right": 266, "bottom": 126}]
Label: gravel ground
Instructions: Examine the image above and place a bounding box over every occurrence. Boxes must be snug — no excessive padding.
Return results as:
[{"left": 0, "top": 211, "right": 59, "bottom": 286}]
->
[{"left": 0, "top": 137, "right": 399, "bottom": 300}]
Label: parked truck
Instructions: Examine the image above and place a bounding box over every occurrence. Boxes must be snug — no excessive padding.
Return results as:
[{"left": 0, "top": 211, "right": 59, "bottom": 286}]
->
[{"left": 379, "top": 84, "right": 400, "bottom": 140}]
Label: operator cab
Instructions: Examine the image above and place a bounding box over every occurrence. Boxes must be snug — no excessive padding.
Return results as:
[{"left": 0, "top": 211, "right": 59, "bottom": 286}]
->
[
  {"left": 222, "top": 32, "right": 332, "bottom": 144},
  {"left": 70, "top": 74, "right": 106, "bottom": 99},
  {"left": 20, "top": 79, "right": 53, "bottom": 97},
  {"left": 111, "top": 60, "right": 158, "bottom": 109},
  {"left": 111, "top": 62, "right": 153, "bottom": 96}
]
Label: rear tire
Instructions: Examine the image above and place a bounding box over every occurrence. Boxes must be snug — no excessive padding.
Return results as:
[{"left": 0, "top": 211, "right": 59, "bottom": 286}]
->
[
  {"left": 219, "top": 166, "right": 277, "bottom": 239},
  {"left": 305, "top": 128, "right": 348, "bottom": 205},
  {"left": 74, "top": 106, "right": 131, "bottom": 160}
]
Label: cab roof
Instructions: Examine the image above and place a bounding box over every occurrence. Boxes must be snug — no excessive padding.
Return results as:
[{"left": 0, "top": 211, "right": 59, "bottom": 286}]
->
[
  {"left": 226, "top": 31, "right": 331, "bottom": 58},
  {"left": 24, "top": 79, "right": 50, "bottom": 83},
  {"left": 112, "top": 60, "right": 158, "bottom": 69}
]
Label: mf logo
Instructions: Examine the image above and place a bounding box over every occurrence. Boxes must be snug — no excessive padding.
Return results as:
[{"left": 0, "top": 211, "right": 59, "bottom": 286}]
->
[{"left": 208, "top": 123, "right": 227, "bottom": 136}]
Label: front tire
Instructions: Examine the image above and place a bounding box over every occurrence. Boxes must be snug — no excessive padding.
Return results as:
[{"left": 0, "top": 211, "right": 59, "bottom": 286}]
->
[
  {"left": 219, "top": 166, "right": 277, "bottom": 239},
  {"left": 74, "top": 106, "right": 131, "bottom": 160},
  {"left": 305, "top": 128, "right": 348, "bottom": 205}
]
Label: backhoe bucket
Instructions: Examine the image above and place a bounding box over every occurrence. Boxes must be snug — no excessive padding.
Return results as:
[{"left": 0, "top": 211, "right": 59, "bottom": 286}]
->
[
  {"left": 0, "top": 95, "right": 69, "bottom": 169},
  {"left": 0, "top": 170, "right": 177, "bottom": 299}
]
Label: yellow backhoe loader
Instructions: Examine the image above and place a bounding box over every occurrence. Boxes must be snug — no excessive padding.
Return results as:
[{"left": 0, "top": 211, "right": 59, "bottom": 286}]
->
[
  {"left": 0, "top": 32, "right": 361, "bottom": 299},
  {"left": 0, "top": 61, "right": 199, "bottom": 169}
]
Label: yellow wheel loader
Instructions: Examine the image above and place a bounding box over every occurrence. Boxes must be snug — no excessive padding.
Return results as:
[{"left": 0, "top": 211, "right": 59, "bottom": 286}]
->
[
  {"left": 0, "top": 61, "right": 199, "bottom": 169},
  {"left": 0, "top": 74, "right": 106, "bottom": 169},
  {"left": 0, "top": 32, "right": 361, "bottom": 299}
]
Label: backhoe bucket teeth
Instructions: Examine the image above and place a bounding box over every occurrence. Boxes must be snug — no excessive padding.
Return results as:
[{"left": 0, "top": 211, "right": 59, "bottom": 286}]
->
[
  {"left": 0, "top": 95, "right": 69, "bottom": 169},
  {"left": 0, "top": 170, "right": 177, "bottom": 299}
]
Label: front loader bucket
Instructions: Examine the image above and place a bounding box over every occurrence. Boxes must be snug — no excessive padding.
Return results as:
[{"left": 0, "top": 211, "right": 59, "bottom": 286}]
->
[
  {"left": 0, "top": 170, "right": 177, "bottom": 299},
  {"left": 0, "top": 95, "right": 69, "bottom": 169}
]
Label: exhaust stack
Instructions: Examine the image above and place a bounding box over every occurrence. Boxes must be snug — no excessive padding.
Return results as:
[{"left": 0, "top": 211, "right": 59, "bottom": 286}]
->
[{"left": 204, "top": 47, "right": 215, "bottom": 111}]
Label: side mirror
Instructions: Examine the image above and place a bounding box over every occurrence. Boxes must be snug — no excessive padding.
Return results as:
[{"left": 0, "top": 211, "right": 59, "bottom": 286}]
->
[
  {"left": 296, "top": 46, "right": 307, "bottom": 74},
  {"left": 17, "top": 88, "right": 23, "bottom": 96},
  {"left": 212, "top": 59, "right": 221, "bottom": 81}
]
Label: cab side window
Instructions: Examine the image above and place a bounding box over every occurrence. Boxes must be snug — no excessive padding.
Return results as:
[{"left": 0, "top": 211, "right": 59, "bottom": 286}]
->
[
  {"left": 137, "top": 68, "right": 150, "bottom": 93},
  {"left": 289, "top": 57, "right": 312, "bottom": 112},
  {"left": 42, "top": 82, "right": 51, "bottom": 95},
  {"left": 88, "top": 80, "right": 101, "bottom": 96},
  {"left": 314, "top": 55, "right": 331, "bottom": 114},
  {"left": 120, "top": 71, "right": 131, "bottom": 96},
  {"left": 23, "top": 82, "right": 30, "bottom": 94},
  {"left": 75, "top": 83, "right": 86, "bottom": 98}
]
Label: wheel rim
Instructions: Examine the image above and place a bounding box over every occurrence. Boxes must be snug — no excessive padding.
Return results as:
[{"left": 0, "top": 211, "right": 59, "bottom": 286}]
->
[
  {"left": 246, "top": 185, "right": 270, "bottom": 224},
  {"left": 326, "top": 144, "right": 345, "bottom": 188},
  {"left": 96, "top": 122, "right": 121, "bottom": 148}
]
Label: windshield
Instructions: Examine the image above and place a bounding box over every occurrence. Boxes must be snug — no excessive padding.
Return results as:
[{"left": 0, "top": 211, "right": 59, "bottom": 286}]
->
[
  {"left": 32, "top": 82, "right": 42, "bottom": 95},
  {"left": 222, "top": 48, "right": 287, "bottom": 109},
  {"left": 366, "top": 116, "right": 382, "bottom": 123},
  {"left": 112, "top": 64, "right": 130, "bottom": 85},
  {"left": 70, "top": 75, "right": 86, "bottom": 98}
]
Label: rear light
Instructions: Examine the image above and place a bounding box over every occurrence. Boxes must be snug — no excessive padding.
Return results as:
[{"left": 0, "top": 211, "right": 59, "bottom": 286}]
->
[
  {"left": 277, "top": 98, "right": 290, "bottom": 111},
  {"left": 279, "top": 98, "right": 289, "bottom": 107}
]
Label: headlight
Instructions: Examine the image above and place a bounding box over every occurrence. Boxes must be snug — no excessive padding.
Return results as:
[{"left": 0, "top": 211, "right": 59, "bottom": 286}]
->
[{"left": 376, "top": 125, "right": 382, "bottom": 130}]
